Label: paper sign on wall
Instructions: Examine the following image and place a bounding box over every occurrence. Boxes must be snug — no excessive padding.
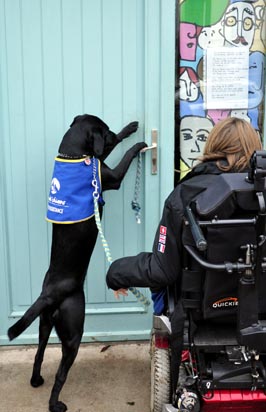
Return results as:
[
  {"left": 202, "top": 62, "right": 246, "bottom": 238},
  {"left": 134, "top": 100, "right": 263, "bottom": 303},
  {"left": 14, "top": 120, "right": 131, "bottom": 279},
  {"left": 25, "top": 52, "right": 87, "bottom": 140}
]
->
[{"left": 204, "top": 47, "right": 249, "bottom": 110}]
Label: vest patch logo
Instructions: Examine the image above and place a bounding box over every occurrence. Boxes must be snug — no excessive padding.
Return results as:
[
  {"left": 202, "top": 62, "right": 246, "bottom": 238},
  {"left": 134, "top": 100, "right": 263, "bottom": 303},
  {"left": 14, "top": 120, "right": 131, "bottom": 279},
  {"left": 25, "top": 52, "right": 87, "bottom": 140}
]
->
[
  {"left": 212, "top": 297, "right": 238, "bottom": 309},
  {"left": 51, "top": 177, "right": 60, "bottom": 194}
]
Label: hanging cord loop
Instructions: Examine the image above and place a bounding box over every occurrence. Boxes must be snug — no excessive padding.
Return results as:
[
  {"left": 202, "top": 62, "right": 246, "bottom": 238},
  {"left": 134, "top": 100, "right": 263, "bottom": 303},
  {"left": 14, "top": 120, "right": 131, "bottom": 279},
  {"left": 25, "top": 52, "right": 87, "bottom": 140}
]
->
[
  {"left": 131, "top": 152, "right": 142, "bottom": 224},
  {"left": 92, "top": 157, "right": 150, "bottom": 308}
]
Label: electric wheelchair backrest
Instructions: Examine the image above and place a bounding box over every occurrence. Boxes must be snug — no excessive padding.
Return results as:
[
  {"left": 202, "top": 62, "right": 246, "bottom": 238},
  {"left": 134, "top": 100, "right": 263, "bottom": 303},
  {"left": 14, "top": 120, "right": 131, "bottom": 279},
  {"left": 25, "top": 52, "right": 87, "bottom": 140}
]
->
[
  {"left": 182, "top": 152, "right": 266, "bottom": 352},
  {"left": 152, "top": 153, "right": 266, "bottom": 412}
]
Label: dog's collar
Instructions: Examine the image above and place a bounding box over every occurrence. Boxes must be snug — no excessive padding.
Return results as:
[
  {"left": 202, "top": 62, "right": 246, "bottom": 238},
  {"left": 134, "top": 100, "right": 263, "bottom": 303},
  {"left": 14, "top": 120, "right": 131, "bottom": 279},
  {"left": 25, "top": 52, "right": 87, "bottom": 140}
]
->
[{"left": 58, "top": 153, "right": 88, "bottom": 160}]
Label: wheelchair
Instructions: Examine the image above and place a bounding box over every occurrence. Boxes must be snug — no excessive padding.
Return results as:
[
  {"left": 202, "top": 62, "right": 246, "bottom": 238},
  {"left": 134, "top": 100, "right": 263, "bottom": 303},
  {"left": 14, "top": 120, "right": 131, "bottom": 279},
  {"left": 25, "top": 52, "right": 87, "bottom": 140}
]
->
[{"left": 150, "top": 151, "right": 266, "bottom": 412}]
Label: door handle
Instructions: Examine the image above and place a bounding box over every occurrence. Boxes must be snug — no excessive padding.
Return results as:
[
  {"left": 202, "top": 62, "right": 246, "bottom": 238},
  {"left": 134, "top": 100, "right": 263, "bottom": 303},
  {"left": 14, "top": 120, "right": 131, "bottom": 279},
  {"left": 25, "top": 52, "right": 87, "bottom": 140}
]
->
[{"left": 141, "top": 129, "right": 158, "bottom": 174}]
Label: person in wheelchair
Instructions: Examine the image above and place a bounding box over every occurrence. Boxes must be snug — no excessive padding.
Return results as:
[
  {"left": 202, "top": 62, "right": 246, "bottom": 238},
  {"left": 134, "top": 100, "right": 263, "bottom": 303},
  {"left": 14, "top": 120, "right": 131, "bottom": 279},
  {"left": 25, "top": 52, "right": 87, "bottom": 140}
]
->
[
  {"left": 106, "top": 117, "right": 261, "bottom": 294},
  {"left": 106, "top": 117, "right": 266, "bottom": 412}
]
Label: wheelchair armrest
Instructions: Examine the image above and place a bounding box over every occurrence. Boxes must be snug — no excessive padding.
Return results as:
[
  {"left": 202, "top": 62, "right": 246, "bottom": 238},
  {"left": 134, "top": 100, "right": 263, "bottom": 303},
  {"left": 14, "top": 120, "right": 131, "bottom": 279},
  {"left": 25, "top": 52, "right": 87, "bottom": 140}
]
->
[{"left": 184, "top": 245, "right": 251, "bottom": 273}]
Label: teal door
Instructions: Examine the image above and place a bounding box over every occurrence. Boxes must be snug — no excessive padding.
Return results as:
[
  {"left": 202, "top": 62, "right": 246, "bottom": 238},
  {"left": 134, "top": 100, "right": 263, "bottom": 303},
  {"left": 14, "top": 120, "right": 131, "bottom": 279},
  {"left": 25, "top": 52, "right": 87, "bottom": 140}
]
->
[{"left": 0, "top": 0, "right": 175, "bottom": 344}]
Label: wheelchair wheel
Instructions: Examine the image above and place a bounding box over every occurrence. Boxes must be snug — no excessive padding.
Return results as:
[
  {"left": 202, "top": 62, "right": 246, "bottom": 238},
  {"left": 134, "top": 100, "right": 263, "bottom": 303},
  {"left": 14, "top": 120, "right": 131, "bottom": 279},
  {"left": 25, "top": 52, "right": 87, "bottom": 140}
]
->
[{"left": 150, "top": 334, "right": 171, "bottom": 412}]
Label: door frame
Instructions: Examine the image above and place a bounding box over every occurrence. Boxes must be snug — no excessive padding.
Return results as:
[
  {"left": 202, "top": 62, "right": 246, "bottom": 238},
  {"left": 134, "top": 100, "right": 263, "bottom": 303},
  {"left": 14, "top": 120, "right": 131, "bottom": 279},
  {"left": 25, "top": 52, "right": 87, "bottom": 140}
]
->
[{"left": 144, "top": 0, "right": 176, "bottom": 250}]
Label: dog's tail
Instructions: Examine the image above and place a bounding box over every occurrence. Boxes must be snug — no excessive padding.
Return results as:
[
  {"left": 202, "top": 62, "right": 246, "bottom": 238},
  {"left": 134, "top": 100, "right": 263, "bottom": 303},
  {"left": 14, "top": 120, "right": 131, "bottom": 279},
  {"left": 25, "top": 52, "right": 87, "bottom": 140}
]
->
[{"left": 8, "top": 297, "right": 49, "bottom": 341}]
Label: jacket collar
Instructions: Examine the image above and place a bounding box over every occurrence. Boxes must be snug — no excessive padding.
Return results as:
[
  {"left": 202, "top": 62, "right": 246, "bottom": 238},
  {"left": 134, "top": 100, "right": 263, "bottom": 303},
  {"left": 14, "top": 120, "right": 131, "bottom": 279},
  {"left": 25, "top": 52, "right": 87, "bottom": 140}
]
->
[{"left": 179, "top": 161, "right": 224, "bottom": 184}]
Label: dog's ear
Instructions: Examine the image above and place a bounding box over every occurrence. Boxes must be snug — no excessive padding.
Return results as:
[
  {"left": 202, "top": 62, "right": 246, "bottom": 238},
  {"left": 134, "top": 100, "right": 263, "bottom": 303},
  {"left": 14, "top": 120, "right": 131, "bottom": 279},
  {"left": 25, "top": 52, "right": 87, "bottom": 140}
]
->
[
  {"left": 92, "top": 130, "right": 105, "bottom": 157},
  {"left": 70, "top": 115, "right": 83, "bottom": 128}
]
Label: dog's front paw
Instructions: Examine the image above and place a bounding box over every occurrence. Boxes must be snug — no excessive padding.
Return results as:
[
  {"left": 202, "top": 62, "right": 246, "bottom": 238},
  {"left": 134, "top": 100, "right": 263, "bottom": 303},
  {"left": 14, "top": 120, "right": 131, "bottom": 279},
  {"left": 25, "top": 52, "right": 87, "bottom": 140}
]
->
[
  {"left": 49, "top": 401, "right": 67, "bottom": 412},
  {"left": 126, "top": 121, "right": 139, "bottom": 135},
  {"left": 130, "top": 142, "right": 148, "bottom": 158},
  {"left": 138, "top": 142, "right": 148, "bottom": 151},
  {"left": 117, "top": 121, "right": 139, "bottom": 140}
]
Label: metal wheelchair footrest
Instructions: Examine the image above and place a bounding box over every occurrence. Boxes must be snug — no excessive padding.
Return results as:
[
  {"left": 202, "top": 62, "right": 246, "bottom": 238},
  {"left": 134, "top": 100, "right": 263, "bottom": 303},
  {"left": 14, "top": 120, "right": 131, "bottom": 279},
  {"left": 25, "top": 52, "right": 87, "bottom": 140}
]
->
[
  {"left": 238, "top": 320, "right": 266, "bottom": 349},
  {"left": 153, "top": 314, "right": 172, "bottom": 334}
]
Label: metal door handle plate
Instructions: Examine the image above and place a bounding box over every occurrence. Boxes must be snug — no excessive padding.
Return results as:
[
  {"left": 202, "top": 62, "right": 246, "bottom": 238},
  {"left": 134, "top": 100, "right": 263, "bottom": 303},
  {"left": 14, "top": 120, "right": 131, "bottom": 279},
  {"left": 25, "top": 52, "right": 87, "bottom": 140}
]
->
[{"left": 140, "top": 129, "right": 158, "bottom": 174}]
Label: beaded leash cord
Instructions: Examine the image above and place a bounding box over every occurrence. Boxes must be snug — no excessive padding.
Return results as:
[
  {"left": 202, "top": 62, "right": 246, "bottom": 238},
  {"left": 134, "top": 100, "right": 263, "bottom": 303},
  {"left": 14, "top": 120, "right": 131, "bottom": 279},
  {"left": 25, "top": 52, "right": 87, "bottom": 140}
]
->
[{"left": 92, "top": 157, "right": 150, "bottom": 308}]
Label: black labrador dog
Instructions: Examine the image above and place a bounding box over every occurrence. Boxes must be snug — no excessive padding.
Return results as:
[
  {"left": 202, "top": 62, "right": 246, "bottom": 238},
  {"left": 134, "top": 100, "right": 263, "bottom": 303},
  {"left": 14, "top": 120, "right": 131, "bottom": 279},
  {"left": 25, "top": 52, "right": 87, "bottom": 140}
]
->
[{"left": 8, "top": 114, "right": 146, "bottom": 412}]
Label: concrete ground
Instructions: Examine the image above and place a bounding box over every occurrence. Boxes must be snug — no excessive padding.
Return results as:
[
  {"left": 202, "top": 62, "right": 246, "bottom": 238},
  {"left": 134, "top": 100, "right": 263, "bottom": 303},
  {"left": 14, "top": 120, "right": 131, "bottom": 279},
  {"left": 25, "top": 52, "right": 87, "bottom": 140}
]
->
[{"left": 0, "top": 341, "right": 151, "bottom": 412}]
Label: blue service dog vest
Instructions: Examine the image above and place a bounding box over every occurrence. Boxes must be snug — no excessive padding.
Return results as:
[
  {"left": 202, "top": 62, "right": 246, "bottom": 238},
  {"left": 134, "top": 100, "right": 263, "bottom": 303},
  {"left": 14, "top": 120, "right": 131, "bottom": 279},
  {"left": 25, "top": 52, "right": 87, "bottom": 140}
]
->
[{"left": 46, "top": 157, "right": 102, "bottom": 224}]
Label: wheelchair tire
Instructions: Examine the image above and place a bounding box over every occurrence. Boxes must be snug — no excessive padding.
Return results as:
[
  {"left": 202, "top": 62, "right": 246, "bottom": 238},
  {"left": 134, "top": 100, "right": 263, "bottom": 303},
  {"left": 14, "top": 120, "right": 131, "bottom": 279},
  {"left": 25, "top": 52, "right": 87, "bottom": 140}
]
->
[{"left": 150, "top": 335, "right": 171, "bottom": 412}]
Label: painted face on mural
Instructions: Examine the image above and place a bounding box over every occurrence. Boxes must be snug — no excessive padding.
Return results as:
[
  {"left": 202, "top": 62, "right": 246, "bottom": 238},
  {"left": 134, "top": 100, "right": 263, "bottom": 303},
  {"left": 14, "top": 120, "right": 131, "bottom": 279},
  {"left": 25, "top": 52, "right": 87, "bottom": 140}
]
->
[
  {"left": 180, "top": 116, "right": 214, "bottom": 168},
  {"left": 262, "top": 7, "right": 266, "bottom": 48},
  {"left": 179, "top": 68, "right": 200, "bottom": 102},
  {"left": 198, "top": 22, "right": 224, "bottom": 49},
  {"left": 248, "top": 51, "right": 264, "bottom": 109},
  {"left": 221, "top": 2, "right": 256, "bottom": 48},
  {"left": 180, "top": 23, "right": 198, "bottom": 61}
]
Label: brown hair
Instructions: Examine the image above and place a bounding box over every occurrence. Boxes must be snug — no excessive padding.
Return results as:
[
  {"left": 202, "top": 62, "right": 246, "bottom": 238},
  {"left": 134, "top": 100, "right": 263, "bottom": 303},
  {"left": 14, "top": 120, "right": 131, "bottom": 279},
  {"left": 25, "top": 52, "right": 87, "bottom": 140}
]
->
[{"left": 199, "top": 117, "right": 262, "bottom": 171}]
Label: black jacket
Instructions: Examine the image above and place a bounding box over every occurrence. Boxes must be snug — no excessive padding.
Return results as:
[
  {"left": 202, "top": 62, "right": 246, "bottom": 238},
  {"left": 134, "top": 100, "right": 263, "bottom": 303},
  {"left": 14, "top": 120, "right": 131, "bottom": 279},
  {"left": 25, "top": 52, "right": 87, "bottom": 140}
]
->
[{"left": 106, "top": 161, "right": 227, "bottom": 291}]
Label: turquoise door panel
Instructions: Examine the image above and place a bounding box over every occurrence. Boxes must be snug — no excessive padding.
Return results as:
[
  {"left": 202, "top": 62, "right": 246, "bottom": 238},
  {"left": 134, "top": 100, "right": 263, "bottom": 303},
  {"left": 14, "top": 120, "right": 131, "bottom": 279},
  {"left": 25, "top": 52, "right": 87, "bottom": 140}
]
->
[{"left": 0, "top": 0, "right": 175, "bottom": 344}]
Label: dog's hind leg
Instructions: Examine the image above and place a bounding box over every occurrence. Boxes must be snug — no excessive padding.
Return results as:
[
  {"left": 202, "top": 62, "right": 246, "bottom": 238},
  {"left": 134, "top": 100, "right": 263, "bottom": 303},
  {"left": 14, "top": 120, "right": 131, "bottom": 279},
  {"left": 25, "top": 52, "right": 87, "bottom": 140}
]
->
[
  {"left": 49, "top": 338, "right": 81, "bottom": 412},
  {"left": 30, "top": 309, "right": 54, "bottom": 388},
  {"left": 49, "top": 291, "right": 85, "bottom": 412}
]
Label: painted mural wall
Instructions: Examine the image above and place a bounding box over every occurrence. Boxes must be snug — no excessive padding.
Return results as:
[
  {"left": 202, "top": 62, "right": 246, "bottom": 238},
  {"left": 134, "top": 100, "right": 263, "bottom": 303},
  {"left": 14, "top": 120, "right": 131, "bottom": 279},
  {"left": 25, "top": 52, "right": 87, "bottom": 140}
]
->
[{"left": 178, "top": 0, "right": 265, "bottom": 175}]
